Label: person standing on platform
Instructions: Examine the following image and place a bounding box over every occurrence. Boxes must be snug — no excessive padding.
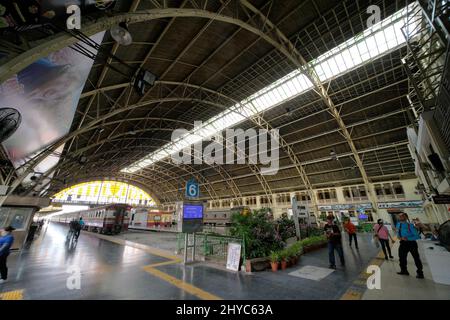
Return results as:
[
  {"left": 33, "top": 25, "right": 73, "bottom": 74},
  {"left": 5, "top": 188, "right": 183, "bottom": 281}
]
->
[
  {"left": 373, "top": 219, "right": 394, "bottom": 260},
  {"left": 343, "top": 218, "right": 358, "bottom": 249},
  {"left": 324, "top": 215, "right": 345, "bottom": 269},
  {"left": 0, "top": 226, "right": 15, "bottom": 284},
  {"left": 396, "top": 213, "right": 424, "bottom": 279}
]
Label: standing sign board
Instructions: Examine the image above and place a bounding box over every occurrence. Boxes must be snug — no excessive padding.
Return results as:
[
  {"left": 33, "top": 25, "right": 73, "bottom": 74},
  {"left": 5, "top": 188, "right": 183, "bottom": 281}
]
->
[
  {"left": 176, "top": 201, "right": 204, "bottom": 233},
  {"left": 226, "top": 242, "right": 242, "bottom": 271}
]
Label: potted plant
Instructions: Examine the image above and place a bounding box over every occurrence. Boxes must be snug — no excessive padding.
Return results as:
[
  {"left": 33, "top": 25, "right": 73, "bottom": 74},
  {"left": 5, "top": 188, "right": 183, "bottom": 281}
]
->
[
  {"left": 269, "top": 251, "right": 279, "bottom": 272},
  {"left": 290, "top": 245, "right": 300, "bottom": 265},
  {"left": 280, "top": 250, "right": 288, "bottom": 270}
]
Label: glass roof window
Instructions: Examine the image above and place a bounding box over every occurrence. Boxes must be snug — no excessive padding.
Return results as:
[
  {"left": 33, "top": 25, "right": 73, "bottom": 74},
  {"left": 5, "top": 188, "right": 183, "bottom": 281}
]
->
[
  {"left": 52, "top": 180, "right": 156, "bottom": 206},
  {"left": 121, "top": 3, "right": 416, "bottom": 174}
]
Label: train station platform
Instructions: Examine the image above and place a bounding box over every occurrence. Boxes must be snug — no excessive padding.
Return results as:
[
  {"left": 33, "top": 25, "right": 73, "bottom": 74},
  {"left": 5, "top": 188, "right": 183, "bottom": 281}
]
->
[{"left": 0, "top": 223, "right": 449, "bottom": 300}]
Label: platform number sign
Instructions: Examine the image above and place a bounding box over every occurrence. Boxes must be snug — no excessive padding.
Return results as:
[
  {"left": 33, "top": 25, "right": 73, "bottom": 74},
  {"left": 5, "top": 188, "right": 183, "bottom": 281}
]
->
[{"left": 185, "top": 179, "right": 199, "bottom": 198}]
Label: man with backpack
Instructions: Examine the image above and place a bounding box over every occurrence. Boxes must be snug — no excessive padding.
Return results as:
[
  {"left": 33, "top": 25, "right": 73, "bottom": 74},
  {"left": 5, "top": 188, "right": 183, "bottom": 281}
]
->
[{"left": 396, "top": 212, "right": 424, "bottom": 279}]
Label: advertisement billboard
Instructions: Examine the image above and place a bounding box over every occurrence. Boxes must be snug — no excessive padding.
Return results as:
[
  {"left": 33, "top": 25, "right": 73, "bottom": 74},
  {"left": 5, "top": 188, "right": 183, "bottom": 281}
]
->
[{"left": 0, "top": 31, "right": 105, "bottom": 185}]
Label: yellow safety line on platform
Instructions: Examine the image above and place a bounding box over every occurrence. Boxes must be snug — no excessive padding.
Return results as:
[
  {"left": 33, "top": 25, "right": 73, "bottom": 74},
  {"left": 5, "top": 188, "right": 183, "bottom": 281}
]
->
[
  {"left": 142, "top": 265, "right": 222, "bottom": 300},
  {"left": 146, "top": 259, "right": 183, "bottom": 268},
  {"left": 84, "top": 231, "right": 221, "bottom": 300},
  {"left": 340, "top": 250, "right": 387, "bottom": 300},
  {"left": 0, "top": 289, "right": 24, "bottom": 300},
  {"left": 82, "top": 231, "right": 179, "bottom": 260}
]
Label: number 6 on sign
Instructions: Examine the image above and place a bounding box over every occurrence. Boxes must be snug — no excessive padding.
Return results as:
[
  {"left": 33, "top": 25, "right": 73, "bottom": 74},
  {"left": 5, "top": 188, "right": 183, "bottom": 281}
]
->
[{"left": 185, "top": 179, "right": 199, "bottom": 198}]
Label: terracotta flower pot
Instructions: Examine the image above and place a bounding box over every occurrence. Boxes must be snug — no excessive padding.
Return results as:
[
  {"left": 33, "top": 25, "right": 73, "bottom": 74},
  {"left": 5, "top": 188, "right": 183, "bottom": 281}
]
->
[
  {"left": 281, "top": 260, "right": 287, "bottom": 270},
  {"left": 270, "top": 262, "right": 279, "bottom": 272}
]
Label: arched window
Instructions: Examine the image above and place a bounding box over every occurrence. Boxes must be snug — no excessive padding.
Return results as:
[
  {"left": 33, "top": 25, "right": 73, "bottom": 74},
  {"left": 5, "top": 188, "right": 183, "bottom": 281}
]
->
[{"left": 52, "top": 181, "right": 155, "bottom": 206}]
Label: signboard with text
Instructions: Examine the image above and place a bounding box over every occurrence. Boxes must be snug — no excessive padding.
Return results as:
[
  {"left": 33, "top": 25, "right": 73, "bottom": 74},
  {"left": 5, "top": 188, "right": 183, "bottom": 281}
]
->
[
  {"left": 176, "top": 201, "right": 204, "bottom": 233},
  {"left": 432, "top": 195, "right": 450, "bottom": 204},
  {"left": 317, "top": 203, "right": 372, "bottom": 211},
  {"left": 377, "top": 200, "right": 423, "bottom": 209},
  {"left": 185, "top": 179, "right": 200, "bottom": 198},
  {"left": 226, "top": 243, "right": 242, "bottom": 272}
]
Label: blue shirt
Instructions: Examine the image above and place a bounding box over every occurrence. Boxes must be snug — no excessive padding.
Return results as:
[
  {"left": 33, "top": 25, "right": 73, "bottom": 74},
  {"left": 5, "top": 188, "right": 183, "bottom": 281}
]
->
[
  {"left": 0, "top": 234, "right": 14, "bottom": 256},
  {"left": 396, "top": 222, "right": 420, "bottom": 241}
]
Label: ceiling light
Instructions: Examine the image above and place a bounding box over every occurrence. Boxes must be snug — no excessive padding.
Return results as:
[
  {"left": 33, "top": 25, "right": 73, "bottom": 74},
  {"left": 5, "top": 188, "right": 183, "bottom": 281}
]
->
[{"left": 110, "top": 22, "right": 133, "bottom": 46}]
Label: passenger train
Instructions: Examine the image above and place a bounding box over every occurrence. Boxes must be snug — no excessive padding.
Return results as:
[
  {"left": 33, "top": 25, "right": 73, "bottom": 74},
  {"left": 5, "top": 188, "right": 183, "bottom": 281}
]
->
[
  {"left": 52, "top": 203, "right": 131, "bottom": 234},
  {"left": 129, "top": 208, "right": 174, "bottom": 229},
  {"left": 128, "top": 206, "right": 251, "bottom": 229},
  {"left": 52, "top": 204, "right": 251, "bottom": 233}
]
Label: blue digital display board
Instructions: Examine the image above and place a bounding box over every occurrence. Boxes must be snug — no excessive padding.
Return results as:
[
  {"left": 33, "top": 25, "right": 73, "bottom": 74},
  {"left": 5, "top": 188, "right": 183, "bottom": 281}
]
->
[
  {"left": 183, "top": 204, "right": 203, "bottom": 219},
  {"left": 359, "top": 214, "right": 368, "bottom": 219}
]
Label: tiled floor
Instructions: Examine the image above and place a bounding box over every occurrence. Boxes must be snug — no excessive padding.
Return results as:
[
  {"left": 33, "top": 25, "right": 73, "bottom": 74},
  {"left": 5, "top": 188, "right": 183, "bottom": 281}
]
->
[
  {"left": 362, "top": 240, "right": 450, "bottom": 300},
  {"left": 1, "top": 223, "right": 430, "bottom": 300}
]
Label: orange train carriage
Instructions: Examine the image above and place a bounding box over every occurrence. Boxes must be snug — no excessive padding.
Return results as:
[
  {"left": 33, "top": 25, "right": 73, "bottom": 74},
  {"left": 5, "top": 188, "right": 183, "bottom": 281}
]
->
[
  {"left": 129, "top": 208, "right": 174, "bottom": 229},
  {"left": 52, "top": 203, "right": 131, "bottom": 234}
]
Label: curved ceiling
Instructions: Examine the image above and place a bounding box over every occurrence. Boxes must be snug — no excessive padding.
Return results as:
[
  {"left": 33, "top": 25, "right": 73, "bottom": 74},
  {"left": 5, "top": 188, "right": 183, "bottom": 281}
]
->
[{"left": 0, "top": 0, "right": 417, "bottom": 205}]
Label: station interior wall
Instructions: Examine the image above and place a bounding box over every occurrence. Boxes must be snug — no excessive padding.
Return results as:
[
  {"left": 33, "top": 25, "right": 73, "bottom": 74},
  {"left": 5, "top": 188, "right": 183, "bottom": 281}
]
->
[{"left": 162, "top": 178, "right": 449, "bottom": 225}]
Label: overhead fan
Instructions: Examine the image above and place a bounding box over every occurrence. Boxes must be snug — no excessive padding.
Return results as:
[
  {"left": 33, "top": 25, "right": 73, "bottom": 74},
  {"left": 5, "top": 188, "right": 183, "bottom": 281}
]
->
[
  {"left": 0, "top": 108, "right": 21, "bottom": 143},
  {"left": 110, "top": 22, "right": 133, "bottom": 46}
]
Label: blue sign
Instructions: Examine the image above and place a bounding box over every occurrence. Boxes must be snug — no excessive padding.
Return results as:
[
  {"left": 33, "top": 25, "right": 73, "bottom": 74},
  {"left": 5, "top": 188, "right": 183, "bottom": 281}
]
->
[
  {"left": 318, "top": 203, "right": 372, "bottom": 211},
  {"left": 183, "top": 204, "right": 203, "bottom": 219},
  {"left": 185, "top": 179, "right": 199, "bottom": 198},
  {"left": 377, "top": 201, "right": 423, "bottom": 209}
]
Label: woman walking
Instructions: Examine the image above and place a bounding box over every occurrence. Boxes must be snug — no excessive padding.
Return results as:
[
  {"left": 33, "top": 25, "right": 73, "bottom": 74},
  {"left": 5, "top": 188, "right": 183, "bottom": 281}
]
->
[{"left": 373, "top": 219, "right": 394, "bottom": 260}]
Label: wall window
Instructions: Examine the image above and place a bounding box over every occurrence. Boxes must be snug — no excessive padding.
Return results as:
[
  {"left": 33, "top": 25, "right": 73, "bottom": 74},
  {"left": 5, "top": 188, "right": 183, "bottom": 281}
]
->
[
  {"left": 0, "top": 207, "right": 33, "bottom": 230},
  {"left": 317, "top": 189, "right": 337, "bottom": 202},
  {"left": 260, "top": 196, "right": 270, "bottom": 205},
  {"left": 393, "top": 182, "right": 405, "bottom": 197},
  {"left": 214, "top": 201, "right": 221, "bottom": 208},
  {"left": 343, "top": 187, "right": 351, "bottom": 200},
  {"left": 245, "top": 197, "right": 257, "bottom": 206},
  {"left": 53, "top": 180, "right": 155, "bottom": 206},
  {"left": 276, "top": 193, "right": 290, "bottom": 204},
  {"left": 222, "top": 199, "right": 231, "bottom": 207},
  {"left": 375, "top": 184, "right": 383, "bottom": 196},
  {"left": 359, "top": 187, "right": 367, "bottom": 198},
  {"left": 383, "top": 183, "right": 393, "bottom": 196},
  {"left": 233, "top": 198, "right": 243, "bottom": 206}
]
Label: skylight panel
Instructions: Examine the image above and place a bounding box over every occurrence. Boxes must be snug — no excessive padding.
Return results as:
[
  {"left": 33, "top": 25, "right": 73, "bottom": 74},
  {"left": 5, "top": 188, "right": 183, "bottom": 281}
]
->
[
  {"left": 340, "top": 48, "right": 355, "bottom": 70},
  {"left": 121, "top": 4, "right": 414, "bottom": 173},
  {"left": 358, "top": 40, "right": 371, "bottom": 60}
]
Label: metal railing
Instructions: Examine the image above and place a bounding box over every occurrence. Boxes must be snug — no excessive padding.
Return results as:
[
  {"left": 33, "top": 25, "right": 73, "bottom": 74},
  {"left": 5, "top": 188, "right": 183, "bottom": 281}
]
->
[{"left": 176, "top": 233, "right": 245, "bottom": 264}]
